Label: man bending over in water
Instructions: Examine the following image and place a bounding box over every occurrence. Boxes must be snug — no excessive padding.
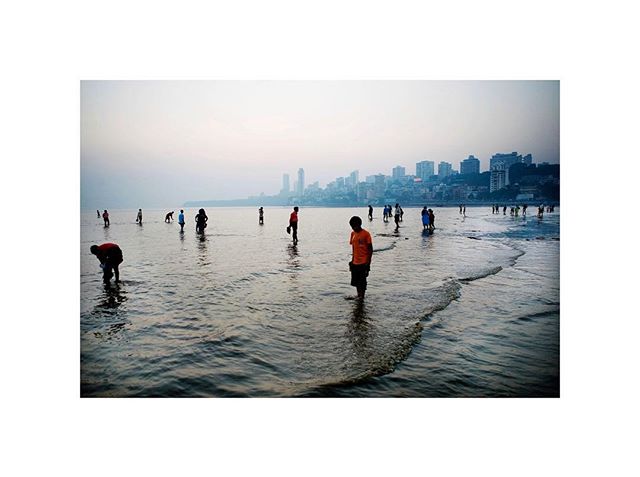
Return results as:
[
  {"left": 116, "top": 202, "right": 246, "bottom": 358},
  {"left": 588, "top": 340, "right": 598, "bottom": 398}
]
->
[{"left": 90, "top": 243, "right": 123, "bottom": 284}]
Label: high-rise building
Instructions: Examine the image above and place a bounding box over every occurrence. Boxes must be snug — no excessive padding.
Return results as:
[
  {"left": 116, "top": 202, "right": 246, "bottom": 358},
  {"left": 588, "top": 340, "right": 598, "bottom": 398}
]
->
[
  {"left": 281, "top": 173, "right": 290, "bottom": 194},
  {"left": 438, "top": 161, "right": 452, "bottom": 178},
  {"left": 416, "top": 160, "right": 435, "bottom": 181},
  {"left": 392, "top": 165, "right": 406, "bottom": 180},
  {"left": 349, "top": 170, "right": 359, "bottom": 186},
  {"left": 297, "top": 168, "right": 305, "bottom": 195},
  {"left": 373, "top": 174, "right": 385, "bottom": 197},
  {"left": 460, "top": 155, "right": 480, "bottom": 175},
  {"left": 490, "top": 152, "right": 522, "bottom": 170},
  {"left": 490, "top": 163, "right": 507, "bottom": 192},
  {"left": 522, "top": 154, "right": 533, "bottom": 165}
]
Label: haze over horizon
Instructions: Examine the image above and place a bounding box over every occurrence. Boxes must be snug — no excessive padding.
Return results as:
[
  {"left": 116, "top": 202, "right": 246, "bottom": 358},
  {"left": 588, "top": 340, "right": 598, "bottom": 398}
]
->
[{"left": 81, "top": 81, "right": 559, "bottom": 209}]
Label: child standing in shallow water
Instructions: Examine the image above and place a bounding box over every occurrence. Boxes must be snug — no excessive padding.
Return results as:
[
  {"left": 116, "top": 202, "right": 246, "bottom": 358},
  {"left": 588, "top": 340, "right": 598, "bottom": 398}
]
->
[{"left": 349, "top": 216, "right": 373, "bottom": 299}]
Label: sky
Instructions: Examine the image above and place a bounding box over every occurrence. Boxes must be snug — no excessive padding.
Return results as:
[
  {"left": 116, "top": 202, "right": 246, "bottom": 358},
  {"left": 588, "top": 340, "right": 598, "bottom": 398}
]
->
[{"left": 81, "top": 81, "right": 559, "bottom": 208}]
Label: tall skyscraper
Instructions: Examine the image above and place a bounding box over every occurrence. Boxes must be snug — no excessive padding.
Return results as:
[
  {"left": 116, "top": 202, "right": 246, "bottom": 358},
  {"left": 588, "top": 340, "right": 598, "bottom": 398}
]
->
[
  {"left": 392, "top": 165, "right": 406, "bottom": 180},
  {"left": 490, "top": 163, "right": 507, "bottom": 192},
  {"left": 281, "top": 173, "right": 290, "bottom": 194},
  {"left": 416, "top": 160, "right": 435, "bottom": 181},
  {"left": 460, "top": 155, "right": 480, "bottom": 175},
  {"left": 349, "top": 170, "right": 359, "bottom": 186},
  {"left": 297, "top": 168, "right": 305, "bottom": 196},
  {"left": 522, "top": 153, "right": 533, "bottom": 165},
  {"left": 438, "top": 161, "right": 452, "bottom": 178}
]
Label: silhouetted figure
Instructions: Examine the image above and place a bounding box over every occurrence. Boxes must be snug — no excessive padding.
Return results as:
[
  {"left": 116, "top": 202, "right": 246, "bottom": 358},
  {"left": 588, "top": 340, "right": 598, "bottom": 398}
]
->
[
  {"left": 258, "top": 207, "right": 264, "bottom": 225},
  {"left": 394, "top": 203, "right": 401, "bottom": 231},
  {"left": 348, "top": 216, "right": 373, "bottom": 299},
  {"left": 195, "top": 208, "right": 208, "bottom": 233},
  {"left": 421, "top": 206, "right": 429, "bottom": 230},
  {"left": 538, "top": 204, "right": 544, "bottom": 218},
  {"left": 102, "top": 210, "right": 110, "bottom": 227},
  {"left": 136, "top": 209, "right": 143, "bottom": 224},
  {"left": 460, "top": 204, "right": 463, "bottom": 214},
  {"left": 97, "top": 210, "right": 100, "bottom": 218},
  {"left": 165, "top": 211, "right": 174, "bottom": 223},
  {"left": 522, "top": 204, "right": 528, "bottom": 216},
  {"left": 463, "top": 204, "right": 466, "bottom": 216},
  {"left": 90, "top": 243, "right": 123, "bottom": 284},
  {"left": 289, "top": 206, "right": 299, "bottom": 245},
  {"left": 428, "top": 209, "right": 435, "bottom": 231},
  {"left": 399, "top": 206, "right": 404, "bottom": 222},
  {"left": 503, "top": 205, "right": 506, "bottom": 215},
  {"left": 368, "top": 205, "right": 373, "bottom": 221},
  {"left": 178, "top": 209, "right": 185, "bottom": 232}
]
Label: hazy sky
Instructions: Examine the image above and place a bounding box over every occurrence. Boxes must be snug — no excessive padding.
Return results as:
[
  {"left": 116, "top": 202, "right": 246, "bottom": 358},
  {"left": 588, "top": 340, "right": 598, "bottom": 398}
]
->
[{"left": 81, "top": 81, "right": 559, "bottom": 208}]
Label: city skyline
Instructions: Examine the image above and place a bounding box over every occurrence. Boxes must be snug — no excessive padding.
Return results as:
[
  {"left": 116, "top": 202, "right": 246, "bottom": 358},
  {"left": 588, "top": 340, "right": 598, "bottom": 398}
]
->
[{"left": 81, "top": 81, "right": 559, "bottom": 208}]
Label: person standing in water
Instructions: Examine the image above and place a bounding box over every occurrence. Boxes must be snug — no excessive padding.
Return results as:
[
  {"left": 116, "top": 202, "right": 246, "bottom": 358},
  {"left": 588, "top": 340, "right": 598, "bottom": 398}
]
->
[
  {"left": 178, "top": 209, "right": 185, "bottom": 232},
  {"left": 90, "top": 242, "right": 123, "bottom": 284},
  {"left": 102, "top": 210, "right": 110, "bottom": 227},
  {"left": 348, "top": 216, "right": 373, "bottom": 300},
  {"left": 97, "top": 210, "right": 100, "bottom": 218},
  {"left": 421, "top": 206, "right": 429, "bottom": 230},
  {"left": 368, "top": 205, "right": 373, "bottom": 221},
  {"left": 394, "top": 203, "right": 401, "bottom": 231},
  {"left": 165, "top": 211, "right": 174, "bottom": 223},
  {"left": 258, "top": 207, "right": 264, "bottom": 225},
  {"left": 136, "top": 209, "right": 143, "bottom": 224},
  {"left": 195, "top": 208, "right": 208, "bottom": 233},
  {"left": 428, "top": 208, "right": 435, "bottom": 231},
  {"left": 289, "top": 206, "right": 299, "bottom": 245}
]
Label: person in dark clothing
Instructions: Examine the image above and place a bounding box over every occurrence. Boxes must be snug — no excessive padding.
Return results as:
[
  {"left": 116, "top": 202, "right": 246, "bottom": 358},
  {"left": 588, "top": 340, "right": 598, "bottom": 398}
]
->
[
  {"left": 195, "top": 208, "right": 208, "bottom": 233},
  {"left": 90, "top": 243, "right": 123, "bottom": 284},
  {"left": 102, "top": 210, "right": 110, "bottom": 227},
  {"left": 165, "top": 211, "right": 174, "bottom": 223},
  {"left": 368, "top": 205, "right": 373, "bottom": 221},
  {"left": 394, "top": 203, "right": 401, "bottom": 231}
]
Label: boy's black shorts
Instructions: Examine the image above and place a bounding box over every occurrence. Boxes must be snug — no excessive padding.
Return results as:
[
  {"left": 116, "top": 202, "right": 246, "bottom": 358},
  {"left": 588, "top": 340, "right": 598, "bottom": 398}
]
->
[{"left": 349, "top": 262, "right": 369, "bottom": 289}]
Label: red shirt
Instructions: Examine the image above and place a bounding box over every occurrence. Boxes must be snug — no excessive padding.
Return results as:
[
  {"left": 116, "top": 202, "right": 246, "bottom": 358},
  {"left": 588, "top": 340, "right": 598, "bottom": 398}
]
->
[
  {"left": 98, "top": 243, "right": 119, "bottom": 252},
  {"left": 289, "top": 211, "right": 298, "bottom": 223}
]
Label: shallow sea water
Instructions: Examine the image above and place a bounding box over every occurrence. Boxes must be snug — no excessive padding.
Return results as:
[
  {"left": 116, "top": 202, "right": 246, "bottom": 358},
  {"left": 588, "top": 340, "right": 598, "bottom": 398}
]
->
[{"left": 81, "top": 206, "right": 559, "bottom": 397}]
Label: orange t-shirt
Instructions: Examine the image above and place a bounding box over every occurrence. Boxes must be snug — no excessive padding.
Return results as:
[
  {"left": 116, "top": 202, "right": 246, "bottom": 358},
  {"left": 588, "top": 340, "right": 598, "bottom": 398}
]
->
[{"left": 350, "top": 229, "right": 372, "bottom": 265}]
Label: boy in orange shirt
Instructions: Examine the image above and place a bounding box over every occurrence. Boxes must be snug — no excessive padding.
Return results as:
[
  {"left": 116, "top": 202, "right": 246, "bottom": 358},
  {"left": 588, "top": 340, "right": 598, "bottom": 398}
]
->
[{"left": 349, "top": 216, "right": 373, "bottom": 299}]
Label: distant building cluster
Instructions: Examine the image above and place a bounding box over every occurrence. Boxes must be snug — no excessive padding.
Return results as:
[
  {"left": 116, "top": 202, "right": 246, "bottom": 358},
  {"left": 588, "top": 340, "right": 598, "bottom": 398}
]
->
[{"left": 272, "top": 151, "right": 559, "bottom": 206}]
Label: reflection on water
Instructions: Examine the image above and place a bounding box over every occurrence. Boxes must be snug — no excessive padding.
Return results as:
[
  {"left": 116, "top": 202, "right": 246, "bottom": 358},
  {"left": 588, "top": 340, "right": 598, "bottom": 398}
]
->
[
  {"left": 95, "top": 283, "right": 127, "bottom": 310},
  {"left": 286, "top": 244, "right": 299, "bottom": 265}
]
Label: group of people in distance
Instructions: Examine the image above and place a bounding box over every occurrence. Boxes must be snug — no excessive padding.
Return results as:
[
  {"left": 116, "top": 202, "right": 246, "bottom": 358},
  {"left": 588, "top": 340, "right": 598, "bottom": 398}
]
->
[
  {"left": 490, "top": 203, "right": 554, "bottom": 219},
  {"left": 381, "top": 203, "right": 404, "bottom": 228}
]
